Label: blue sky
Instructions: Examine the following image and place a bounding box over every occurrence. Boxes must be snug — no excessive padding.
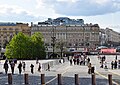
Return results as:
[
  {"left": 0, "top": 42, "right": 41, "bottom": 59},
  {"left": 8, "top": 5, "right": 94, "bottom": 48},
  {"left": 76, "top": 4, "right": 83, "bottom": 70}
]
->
[{"left": 0, "top": 0, "right": 120, "bottom": 32}]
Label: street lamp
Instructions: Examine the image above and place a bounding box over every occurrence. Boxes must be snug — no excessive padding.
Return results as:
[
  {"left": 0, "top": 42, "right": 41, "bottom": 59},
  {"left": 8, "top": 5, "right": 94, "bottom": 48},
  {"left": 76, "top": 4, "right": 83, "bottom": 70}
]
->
[{"left": 51, "top": 26, "right": 56, "bottom": 58}]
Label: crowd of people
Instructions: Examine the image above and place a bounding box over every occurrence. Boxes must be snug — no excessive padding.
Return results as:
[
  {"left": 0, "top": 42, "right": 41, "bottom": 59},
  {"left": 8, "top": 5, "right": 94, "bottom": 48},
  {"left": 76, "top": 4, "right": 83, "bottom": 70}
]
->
[
  {"left": 3, "top": 58, "right": 42, "bottom": 75},
  {"left": 69, "top": 54, "right": 90, "bottom": 66},
  {"left": 68, "top": 53, "right": 94, "bottom": 74},
  {"left": 98, "top": 55, "right": 119, "bottom": 69},
  {"left": 2, "top": 54, "right": 120, "bottom": 75}
]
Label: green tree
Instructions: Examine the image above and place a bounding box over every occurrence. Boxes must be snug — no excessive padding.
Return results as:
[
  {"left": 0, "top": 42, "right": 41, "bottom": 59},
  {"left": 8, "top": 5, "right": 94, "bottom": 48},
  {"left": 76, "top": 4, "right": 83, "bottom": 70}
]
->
[
  {"left": 5, "top": 32, "right": 30, "bottom": 59},
  {"left": 5, "top": 32, "right": 46, "bottom": 59},
  {"left": 31, "top": 32, "right": 46, "bottom": 59}
]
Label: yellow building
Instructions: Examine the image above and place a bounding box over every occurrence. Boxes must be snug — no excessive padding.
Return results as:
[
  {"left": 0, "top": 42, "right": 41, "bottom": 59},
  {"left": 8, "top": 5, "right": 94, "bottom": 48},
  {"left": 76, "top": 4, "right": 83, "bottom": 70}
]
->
[{"left": 0, "top": 22, "right": 30, "bottom": 48}]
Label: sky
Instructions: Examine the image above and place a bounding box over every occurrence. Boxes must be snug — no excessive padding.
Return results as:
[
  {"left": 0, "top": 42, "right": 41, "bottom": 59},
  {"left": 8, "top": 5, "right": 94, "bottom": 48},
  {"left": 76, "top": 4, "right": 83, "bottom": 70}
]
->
[{"left": 0, "top": 0, "right": 120, "bottom": 32}]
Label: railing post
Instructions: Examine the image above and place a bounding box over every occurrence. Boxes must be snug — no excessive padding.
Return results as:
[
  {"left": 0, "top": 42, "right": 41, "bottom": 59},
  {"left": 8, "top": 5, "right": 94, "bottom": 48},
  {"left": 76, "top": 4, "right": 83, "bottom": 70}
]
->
[
  {"left": 108, "top": 74, "right": 112, "bottom": 85},
  {"left": 75, "top": 74, "right": 79, "bottom": 85},
  {"left": 92, "top": 73, "right": 96, "bottom": 85},
  {"left": 8, "top": 73, "right": 12, "bottom": 85},
  {"left": 24, "top": 74, "right": 29, "bottom": 85},
  {"left": 58, "top": 74, "right": 62, "bottom": 85},
  {"left": 41, "top": 74, "right": 45, "bottom": 85}
]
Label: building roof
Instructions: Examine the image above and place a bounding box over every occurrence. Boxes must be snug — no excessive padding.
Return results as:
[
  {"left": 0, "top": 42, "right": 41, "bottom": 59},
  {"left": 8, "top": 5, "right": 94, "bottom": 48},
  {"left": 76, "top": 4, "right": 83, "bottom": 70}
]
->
[{"left": 0, "top": 22, "right": 16, "bottom": 26}]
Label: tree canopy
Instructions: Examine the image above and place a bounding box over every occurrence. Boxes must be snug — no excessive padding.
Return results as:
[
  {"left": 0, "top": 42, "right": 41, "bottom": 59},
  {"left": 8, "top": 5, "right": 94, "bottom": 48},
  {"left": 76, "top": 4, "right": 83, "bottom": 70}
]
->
[{"left": 5, "top": 32, "right": 46, "bottom": 59}]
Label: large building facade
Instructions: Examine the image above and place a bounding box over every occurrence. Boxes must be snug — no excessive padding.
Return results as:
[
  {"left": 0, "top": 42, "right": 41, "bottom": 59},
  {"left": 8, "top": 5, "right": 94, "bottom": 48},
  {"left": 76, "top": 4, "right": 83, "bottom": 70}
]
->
[
  {"left": 31, "top": 23, "right": 100, "bottom": 51},
  {"left": 0, "top": 23, "right": 30, "bottom": 48},
  {"left": 104, "top": 28, "right": 120, "bottom": 47}
]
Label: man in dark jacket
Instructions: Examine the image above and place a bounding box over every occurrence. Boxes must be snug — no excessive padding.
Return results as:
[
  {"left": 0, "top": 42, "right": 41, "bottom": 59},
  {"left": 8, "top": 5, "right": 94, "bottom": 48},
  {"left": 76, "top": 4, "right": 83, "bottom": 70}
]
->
[
  {"left": 10, "top": 61, "right": 15, "bottom": 74},
  {"left": 30, "top": 64, "right": 34, "bottom": 74},
  {"left": 3, "top": 61, "right": 9, "bottom": 74},
  {"left": 18, "top": 62, "right": 22, "bottom": 74}
]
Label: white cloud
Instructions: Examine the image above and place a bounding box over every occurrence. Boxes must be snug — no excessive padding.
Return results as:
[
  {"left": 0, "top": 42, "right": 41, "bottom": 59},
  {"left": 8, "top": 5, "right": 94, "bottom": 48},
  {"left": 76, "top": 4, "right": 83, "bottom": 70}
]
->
[
  {"left": 0, "top": 4, "right": 45, "bottom": 22},
  {"left": 36, "top": 0, "right": 120, "bottom": 16},
  {"left": 35, "top": 0, "right": 61, "bottom": 17},
  {"left": 57, "top": 0, "right": 79, "bottom": 3},
  {"left": 91, "top": 0, "right": 109, "bottom": 5},
  {"left": 0, "top": 5, "right": 26, "bottom": 14}
]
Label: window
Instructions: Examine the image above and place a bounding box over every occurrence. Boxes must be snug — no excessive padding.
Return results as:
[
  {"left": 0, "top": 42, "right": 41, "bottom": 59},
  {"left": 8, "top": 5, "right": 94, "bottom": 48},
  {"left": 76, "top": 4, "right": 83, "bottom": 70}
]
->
[
  {"left": 15, "top": 28, "right": 19, "bottom": 31},
  {"left": 9, "top": 28, "right": 13, "bottom": 30},
  {"left": 3, "top": 28, "right": 7, "bottom": 31}
]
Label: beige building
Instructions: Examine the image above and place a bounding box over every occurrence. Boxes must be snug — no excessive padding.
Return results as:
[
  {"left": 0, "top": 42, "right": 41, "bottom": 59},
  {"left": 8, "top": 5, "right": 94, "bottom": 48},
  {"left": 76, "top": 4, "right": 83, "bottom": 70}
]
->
[
  {"left": 0, "top": 23, "right": 30, "bottom": 48},
  {"left": 31, "top": 23, "right": 100, "bottom": 51},
  {"left": 105, "top": 28, "right": 120, "bottom": 46}
]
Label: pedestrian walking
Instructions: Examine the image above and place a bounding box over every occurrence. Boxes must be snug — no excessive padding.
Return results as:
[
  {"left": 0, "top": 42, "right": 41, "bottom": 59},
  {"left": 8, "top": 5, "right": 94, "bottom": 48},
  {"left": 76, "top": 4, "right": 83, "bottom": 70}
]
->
[
  {"left": 104, "top": 62, "right": 108, "bottom": 69},
  {"left": 87, "top": 57, "right": 90, "bottom": 64},
  {"left": 70, "top": 59, "right": 72, "bottom": 65},
  {"left": 30, "top": 64, "right": 34, "bottom": 74},
  {"left": 73, "top": 58, "right": 76, "bottom": 65},
  {"left": 3, "top": 61, "right": 9, "bottom": 74},
  {"left": 103, "top": 55, "right": 106, "bottom": 61},
  {"left": 114, "top": 60, "right": 117, "bottom": 69},
  {"left": 22, "top": 62, "right": 26, "bottom": 71},
  {"left": 62, "top": 58, "right": 65, "bottom": 63},
  {"left": 115, "top": 55, "right": 117, "bottom": 60},
  {"left": 10, "top": 61, "right": 15, "bottom": 74},
  {"left": 18, "top": 62, "right": 22, "bottom": 74},
  {"left": 111, "top": 61, "right": 114, "bottom": 69},
  {"left": 88, "top": 63, "right": 92, "bottom": 74},
  {"left": 77, "top": 58, "right": 79, "bottom": 65},
  {"left": 100, "top": 61, "right": 103, "bottom": 68},
  {"left": 38, "top": 63, "right": 41, "bottom": 72},
  {"left": 46, "top": 63, "right": 50, "bottom": 71}
]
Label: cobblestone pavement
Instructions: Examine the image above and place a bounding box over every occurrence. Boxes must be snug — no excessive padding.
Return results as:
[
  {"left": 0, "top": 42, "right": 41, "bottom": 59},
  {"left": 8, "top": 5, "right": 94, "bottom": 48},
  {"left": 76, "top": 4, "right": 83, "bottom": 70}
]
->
[{"left": 0, "top": 55, "right": 120, "bottom": 85}]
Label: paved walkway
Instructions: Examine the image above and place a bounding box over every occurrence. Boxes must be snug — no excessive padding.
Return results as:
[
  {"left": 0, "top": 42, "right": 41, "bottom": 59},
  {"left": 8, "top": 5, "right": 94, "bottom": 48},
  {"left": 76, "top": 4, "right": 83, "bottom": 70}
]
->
[{"left": 0, "top": 55, "right": 120, "bottom": 85}]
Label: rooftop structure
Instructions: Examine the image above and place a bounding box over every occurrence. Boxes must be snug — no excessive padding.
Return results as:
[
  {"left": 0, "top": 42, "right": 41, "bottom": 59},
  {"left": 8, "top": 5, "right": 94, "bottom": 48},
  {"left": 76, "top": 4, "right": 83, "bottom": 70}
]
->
[
  {"left": 38, "top": 17, "right": 84, "bottom": 25},
  {"left": 0, "top": 22, "right": 16, "bottom": 26}
]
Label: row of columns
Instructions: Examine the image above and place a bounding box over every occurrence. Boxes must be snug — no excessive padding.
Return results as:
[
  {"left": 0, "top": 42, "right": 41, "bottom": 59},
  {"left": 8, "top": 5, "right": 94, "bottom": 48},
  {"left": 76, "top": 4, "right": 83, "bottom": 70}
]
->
[{"left": 8, "top": 73, "right": 113, "bottom": 85}]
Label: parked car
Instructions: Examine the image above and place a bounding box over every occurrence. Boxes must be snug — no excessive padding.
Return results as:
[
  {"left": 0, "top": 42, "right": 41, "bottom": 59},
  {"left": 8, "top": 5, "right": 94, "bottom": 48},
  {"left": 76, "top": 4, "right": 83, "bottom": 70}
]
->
[
  {"left": 95, "top": 46, "right": 108, "bottom": 50},
  {"left": 116, "top": 46, "right": 120, "bottom": 52}
]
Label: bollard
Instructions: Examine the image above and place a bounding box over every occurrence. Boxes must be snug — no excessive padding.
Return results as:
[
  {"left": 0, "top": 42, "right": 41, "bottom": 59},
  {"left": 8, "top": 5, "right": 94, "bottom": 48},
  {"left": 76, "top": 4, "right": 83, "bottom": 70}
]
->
[
  {"left": 108, "top": 74, "right": 112, "bottom": 85},
  {"left": 41, "top": 74, "right": 45, "bottom": 85},
  {"left": 8, "top": 73, "right": 12, "bottom": 85},
  {"left": 92, "top": 73, "right": 96, "bottom": 85},
  {"left": 58, "top": 74, "right": 62, "bottom": 85},
  {"left": 24, "top": 74, "right": 29, "bottom": 85},
  {"left": 75, "top": 74, "right": 79, "bottom": 85}
]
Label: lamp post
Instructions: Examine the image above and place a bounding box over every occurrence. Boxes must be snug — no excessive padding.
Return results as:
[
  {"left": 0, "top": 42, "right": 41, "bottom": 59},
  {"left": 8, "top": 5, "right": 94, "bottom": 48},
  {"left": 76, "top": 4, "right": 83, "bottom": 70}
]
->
[{"left": 51, "top": 26, "right": 56, "bottom": 58}]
